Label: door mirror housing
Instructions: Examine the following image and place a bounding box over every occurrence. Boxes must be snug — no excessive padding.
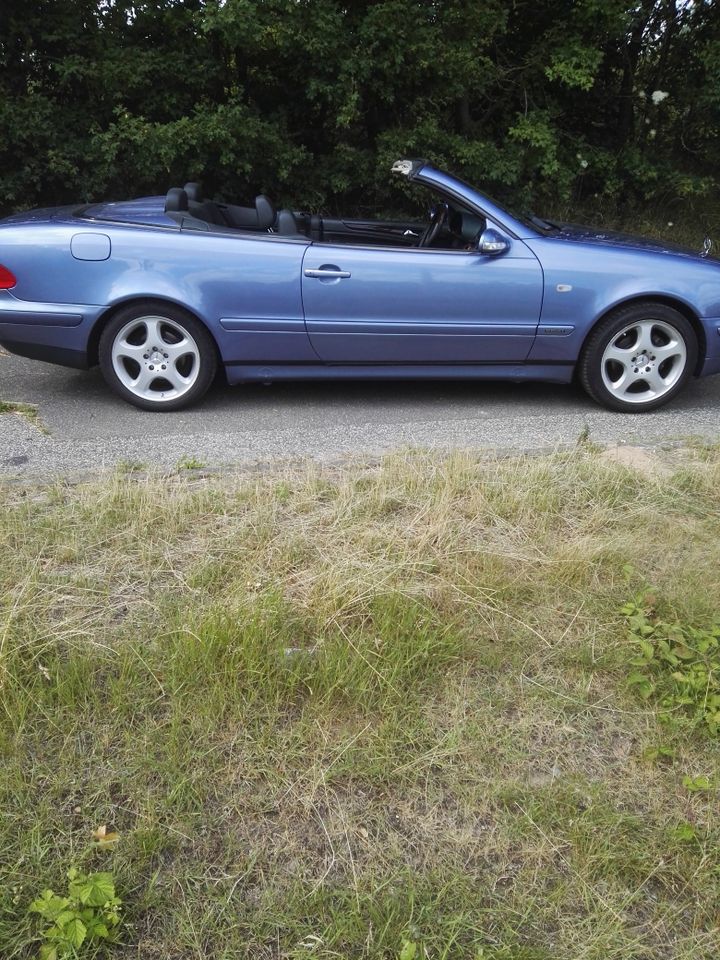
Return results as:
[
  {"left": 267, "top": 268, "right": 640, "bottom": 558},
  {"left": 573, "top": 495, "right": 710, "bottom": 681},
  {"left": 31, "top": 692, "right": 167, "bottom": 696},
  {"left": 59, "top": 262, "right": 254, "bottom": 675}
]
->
[{"left": 477, "top": 227, "right": 510, "bottom": 256}]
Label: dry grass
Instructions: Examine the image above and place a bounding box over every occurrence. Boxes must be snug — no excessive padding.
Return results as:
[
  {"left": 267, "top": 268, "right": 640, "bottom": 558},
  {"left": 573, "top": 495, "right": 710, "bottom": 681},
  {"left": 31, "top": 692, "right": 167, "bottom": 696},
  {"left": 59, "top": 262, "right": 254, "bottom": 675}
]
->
[{"left": 1, "top": 447, "right": 719, "bottom": 959}]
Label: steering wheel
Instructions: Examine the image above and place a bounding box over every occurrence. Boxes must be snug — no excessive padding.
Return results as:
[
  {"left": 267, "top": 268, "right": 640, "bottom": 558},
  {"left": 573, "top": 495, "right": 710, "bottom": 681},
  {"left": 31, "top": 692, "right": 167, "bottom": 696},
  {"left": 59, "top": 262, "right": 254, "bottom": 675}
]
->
[{"left": 419, "top": 202, "right": 449, "bottom": 247}]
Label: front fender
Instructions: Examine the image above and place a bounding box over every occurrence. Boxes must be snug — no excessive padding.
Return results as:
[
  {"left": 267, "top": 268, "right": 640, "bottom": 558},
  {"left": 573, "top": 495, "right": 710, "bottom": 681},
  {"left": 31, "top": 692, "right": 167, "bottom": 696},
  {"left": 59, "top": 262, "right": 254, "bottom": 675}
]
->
[{"left": 526, "top": 238, "right": 720, "bottom": 365}]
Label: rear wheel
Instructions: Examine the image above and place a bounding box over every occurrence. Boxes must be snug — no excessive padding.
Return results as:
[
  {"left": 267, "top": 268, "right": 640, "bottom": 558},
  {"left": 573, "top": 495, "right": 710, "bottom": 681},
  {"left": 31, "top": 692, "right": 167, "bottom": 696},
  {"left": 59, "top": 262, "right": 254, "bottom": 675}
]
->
[
  {"left": 98, "top": 303, "right": 217, "bottom": 411},
  {"left": 578, "top": 303, "right": 697, "bottom": 412}
]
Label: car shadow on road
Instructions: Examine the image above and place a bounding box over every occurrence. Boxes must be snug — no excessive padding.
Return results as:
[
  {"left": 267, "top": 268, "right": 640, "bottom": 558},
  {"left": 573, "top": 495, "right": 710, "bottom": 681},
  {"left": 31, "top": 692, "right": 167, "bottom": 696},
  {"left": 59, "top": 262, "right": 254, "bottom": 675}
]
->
[
  {"left": 32, "top": 361, "right": 720, "bottom": 424},
  {"left": 201, "top": 375, "right": 597, "bottom": 413},
  {"left": 198, "top": 373, "right": 715, "bottom": 416}
]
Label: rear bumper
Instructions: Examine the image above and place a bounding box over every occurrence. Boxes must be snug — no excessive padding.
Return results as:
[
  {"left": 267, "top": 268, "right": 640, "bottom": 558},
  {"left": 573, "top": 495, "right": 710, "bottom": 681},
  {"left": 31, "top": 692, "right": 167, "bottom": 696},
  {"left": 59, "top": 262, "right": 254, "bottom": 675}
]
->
[
  {"left": 0, "top": 337, "right": 89, "bottom": 369},
  {"left": 0, "top": 290, "right": 100, "bottom": 368}
]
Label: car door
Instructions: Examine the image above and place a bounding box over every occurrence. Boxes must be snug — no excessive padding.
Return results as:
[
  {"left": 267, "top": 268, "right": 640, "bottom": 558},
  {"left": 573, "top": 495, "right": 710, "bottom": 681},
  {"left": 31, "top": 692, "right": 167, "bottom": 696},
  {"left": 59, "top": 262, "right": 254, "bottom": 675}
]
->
[{"left": 301, "top": 231, "right": 543, "bottom": 363}]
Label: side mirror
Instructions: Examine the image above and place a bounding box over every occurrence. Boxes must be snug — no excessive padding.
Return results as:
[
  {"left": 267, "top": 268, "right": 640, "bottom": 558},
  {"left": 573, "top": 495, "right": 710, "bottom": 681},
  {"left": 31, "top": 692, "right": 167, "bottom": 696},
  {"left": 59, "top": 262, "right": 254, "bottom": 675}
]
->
[{"left": 478, "top": 227, "right": 510, "bottom": 256}]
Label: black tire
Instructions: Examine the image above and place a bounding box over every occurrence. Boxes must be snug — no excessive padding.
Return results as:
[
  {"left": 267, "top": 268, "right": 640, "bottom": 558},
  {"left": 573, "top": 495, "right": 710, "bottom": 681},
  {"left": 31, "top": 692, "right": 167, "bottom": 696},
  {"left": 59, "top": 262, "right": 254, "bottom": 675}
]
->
[
  {"left": 578, "top": 301, "right": 697, "bottom": 412},
  {"left": 98, "top": 301, "right": 218, "bottom": 411}
]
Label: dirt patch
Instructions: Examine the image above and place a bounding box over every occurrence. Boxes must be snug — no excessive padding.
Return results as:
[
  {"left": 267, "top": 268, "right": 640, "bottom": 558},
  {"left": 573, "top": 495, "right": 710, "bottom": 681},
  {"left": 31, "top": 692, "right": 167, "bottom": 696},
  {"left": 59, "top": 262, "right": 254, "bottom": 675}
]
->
[{"left": 599, "top": 443, "right": 672, "bottom": 477}]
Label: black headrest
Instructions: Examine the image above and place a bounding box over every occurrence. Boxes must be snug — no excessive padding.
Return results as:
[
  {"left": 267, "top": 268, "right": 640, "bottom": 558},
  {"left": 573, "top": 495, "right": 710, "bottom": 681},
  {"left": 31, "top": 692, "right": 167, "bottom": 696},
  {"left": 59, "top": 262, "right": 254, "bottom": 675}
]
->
[
  {"left": 183, "top": 182, "right": 203, "bottom": 203},
  {"left": 165, "top": 187, "right": 188, "bottom": 213},
  {"left": 255, "top": 195, "right": 275, "bottom": 230},
  {"left": 276, "top": 209, "right": 303, "bottom": 237}
]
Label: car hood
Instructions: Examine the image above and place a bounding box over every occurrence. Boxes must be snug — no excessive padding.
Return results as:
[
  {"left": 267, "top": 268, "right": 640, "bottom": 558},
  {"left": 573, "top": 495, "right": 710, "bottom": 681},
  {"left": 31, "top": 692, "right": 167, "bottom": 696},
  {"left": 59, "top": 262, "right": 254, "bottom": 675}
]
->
[{"left": 549, "top": 222, "right": 710, "bottom": 260}]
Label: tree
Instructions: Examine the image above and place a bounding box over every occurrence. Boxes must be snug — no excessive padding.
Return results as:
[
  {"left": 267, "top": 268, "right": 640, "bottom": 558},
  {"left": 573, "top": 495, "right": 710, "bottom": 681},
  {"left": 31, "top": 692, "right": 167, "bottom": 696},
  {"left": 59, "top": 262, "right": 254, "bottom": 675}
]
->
[{"left": 0, "top": 1, "right": 718, "bottom": 221}]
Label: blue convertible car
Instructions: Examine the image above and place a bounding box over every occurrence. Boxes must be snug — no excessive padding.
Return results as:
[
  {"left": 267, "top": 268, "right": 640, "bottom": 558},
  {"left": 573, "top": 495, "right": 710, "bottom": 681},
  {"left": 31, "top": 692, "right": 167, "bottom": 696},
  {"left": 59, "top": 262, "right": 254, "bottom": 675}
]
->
[{"left": 1, "top": 158, "right": 719, "bottom": 412}]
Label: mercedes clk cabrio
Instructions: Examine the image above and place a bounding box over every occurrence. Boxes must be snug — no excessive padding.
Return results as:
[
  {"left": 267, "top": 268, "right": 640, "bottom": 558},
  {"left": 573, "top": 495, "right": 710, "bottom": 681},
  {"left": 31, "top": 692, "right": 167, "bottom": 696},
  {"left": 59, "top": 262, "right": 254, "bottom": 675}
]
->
[{"left": 1, "top": 158, "right": 719, "bottom": 412}]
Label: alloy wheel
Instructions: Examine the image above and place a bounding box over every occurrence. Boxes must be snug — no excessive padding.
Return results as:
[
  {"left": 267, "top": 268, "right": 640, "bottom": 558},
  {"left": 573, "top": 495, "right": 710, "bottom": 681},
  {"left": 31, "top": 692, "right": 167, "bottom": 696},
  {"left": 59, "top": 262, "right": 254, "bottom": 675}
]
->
[
  {"left": 111, "top": 315, "right": 201, "bottom": 403},
  {"left": 600, "top": 318, "right": 687, "bottom": 405}
]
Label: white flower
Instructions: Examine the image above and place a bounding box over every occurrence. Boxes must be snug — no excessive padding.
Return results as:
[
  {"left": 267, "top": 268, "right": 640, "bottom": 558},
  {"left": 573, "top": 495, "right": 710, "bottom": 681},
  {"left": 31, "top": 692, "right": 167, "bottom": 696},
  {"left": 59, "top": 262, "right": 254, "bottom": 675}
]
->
[
  {"left": 648, "top": 128, "right": 656, "bottom": 139},
  {"left": 651, "top": 90, "right": 669, "bottom": 104},
  {"left": 667, "top": 221, "right": 674, "bottom": 227},
  {"left": 579, "top": 159, "right": 588, "bottom": 169}
]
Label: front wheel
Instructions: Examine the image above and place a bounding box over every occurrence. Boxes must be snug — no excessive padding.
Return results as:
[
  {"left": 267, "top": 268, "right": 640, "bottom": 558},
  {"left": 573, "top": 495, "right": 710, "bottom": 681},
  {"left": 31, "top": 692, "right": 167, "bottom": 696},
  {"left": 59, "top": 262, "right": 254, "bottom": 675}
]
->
[
  {"left": 98, "top": 303, "right": 218, "bottom": 411},
  {"left": 578, "top": 303, "right": 697, "bottom": 412}
]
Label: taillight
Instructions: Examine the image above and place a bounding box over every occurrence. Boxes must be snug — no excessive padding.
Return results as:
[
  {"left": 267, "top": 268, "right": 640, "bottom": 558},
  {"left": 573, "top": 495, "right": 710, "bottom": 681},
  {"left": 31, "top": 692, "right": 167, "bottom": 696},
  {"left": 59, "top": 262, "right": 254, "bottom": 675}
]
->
[{"left": 0, "top": 265, "right": 16, "bottom": 289}]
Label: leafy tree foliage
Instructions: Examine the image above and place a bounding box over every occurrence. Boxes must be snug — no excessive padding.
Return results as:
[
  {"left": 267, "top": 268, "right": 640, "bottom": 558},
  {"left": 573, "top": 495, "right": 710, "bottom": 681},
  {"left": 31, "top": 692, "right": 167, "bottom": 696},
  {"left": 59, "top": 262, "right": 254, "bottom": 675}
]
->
[{"left": 0, "top": 0, "right": 718, "bottom": 218}]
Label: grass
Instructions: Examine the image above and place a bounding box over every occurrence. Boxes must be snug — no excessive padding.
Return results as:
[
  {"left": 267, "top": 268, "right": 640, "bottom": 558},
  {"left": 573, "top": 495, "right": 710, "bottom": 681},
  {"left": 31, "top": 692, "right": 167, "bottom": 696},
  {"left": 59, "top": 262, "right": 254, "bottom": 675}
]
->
[
  {"left": 176, "top": 457, "right": 207, "bottom": 472},
  {"left": 0, "top": 400, "right": 48, "bottom": 434},
  {"left": 1, "top": 447, "right": 719, "bottom": 959}
]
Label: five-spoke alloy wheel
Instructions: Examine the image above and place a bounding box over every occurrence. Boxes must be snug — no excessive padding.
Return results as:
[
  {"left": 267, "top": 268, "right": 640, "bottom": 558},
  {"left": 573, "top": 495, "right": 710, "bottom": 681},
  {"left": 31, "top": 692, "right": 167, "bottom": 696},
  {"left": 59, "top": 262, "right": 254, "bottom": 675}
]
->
[
  {"left": 579, "top": 303, "right": 697, "bottom": 412},
  {"left": 99, "top": 302, "right": 217, "bottom": 411}
]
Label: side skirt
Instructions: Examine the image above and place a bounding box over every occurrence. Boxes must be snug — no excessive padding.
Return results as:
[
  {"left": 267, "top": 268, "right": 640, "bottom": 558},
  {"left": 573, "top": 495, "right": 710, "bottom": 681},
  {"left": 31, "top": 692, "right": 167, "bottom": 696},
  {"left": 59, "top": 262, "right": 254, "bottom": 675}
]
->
[{"left": 224, "top": 362, "right": 575, "bottom": 386}]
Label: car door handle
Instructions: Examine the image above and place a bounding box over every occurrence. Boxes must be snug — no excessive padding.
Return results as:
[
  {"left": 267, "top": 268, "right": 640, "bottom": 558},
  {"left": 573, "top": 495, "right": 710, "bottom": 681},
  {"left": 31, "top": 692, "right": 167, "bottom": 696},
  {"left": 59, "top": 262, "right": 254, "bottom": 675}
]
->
[{"left": 304, "top": 267, "right": 351, "bottom": 279}]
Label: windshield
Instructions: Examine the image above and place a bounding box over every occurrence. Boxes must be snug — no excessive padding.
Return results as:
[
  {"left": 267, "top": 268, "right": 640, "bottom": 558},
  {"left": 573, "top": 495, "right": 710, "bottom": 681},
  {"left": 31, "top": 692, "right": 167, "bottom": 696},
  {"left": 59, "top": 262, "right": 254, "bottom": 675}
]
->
[
  {"left": 413, "top": 165, "right": 561, "bottom": 237},
  {"left": 476, "top": 192, "right": 559, "bottom": 234}
]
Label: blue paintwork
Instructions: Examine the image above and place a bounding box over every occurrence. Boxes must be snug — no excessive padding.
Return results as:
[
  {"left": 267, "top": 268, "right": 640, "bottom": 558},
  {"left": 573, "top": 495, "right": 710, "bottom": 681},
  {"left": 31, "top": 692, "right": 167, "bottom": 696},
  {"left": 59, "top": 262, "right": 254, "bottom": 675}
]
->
[
  {"left": 301, "top": 240, "right": 542, "bottom": 362},
  {"left": 1, "top": 162, "right": 720, "bottom": 397}
]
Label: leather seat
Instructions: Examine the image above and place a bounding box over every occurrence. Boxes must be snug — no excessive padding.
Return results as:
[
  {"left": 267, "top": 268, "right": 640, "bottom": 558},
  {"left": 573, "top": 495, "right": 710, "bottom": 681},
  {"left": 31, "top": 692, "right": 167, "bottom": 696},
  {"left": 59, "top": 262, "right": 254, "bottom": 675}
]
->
[
  {"left": 183, "top": 182, "right": 203, "bottom": 203},
  {"left": 254, "top": 195, "right": 276, "bottom": 230},
  {"left": 183, "top": 183, "right": 278, "bottom": 232},
  {"left": 164, "top": 187, "right": 211, "bottom": 230},
  {"left": 275, "top": 209, "right": 306, "bottom": 239},
  {"left": 223, "top": 194, "right": 276, "bottom": 230},
  {"left": 165, "top": 187, "right": 189, "bottom": 214},
  {"left": 183, "top": 182, "right": 229, "bottom": 227},
  {"left": 167, "top": 186, "right": 300, "bottom": 237},
  {"left": 194, "top": 200, "right": 227, "bottom": 226}
]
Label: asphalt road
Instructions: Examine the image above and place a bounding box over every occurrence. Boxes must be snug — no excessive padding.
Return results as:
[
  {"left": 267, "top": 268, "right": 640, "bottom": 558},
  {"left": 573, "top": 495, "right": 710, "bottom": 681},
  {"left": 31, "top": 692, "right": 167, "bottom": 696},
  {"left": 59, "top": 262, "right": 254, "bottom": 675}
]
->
[{"left": 2, "top": 349, "right": 720, "bottom": 478}]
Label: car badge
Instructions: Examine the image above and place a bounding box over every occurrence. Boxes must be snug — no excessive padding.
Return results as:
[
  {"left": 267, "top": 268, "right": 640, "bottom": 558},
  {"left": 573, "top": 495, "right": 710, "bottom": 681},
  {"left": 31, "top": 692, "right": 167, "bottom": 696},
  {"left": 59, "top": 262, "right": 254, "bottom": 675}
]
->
[{"left": 701, "top": 236, "right": 713, "bottom": 259}]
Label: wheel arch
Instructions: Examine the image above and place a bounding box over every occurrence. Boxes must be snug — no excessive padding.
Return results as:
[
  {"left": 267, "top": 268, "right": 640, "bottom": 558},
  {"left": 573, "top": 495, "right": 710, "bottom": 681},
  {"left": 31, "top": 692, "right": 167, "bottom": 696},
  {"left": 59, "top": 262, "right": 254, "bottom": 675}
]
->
[
  {"left": 582, "top": 294, "right": 706, "bottom": 376},
  {"left": 86, "top": 296, "right": 221, "bottom": 368}
]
